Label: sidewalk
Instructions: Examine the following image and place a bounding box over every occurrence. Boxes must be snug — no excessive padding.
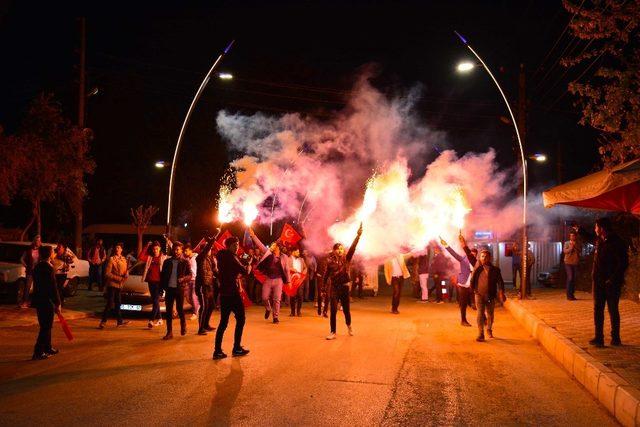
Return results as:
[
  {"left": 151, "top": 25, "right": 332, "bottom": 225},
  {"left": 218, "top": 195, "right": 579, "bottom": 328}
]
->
[
  {"left": 0, "top": 290, "right": 103, "bottom": 328},
  {"left": 505, "top": 288, "right": 640, "bottom": 426}
]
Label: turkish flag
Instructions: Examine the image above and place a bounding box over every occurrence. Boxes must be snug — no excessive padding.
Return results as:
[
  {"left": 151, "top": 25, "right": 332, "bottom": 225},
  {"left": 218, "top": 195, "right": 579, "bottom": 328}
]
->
[
  {"left": 279, "top": 223, "right": 302, "bottom": 246},
  {"left": 57, "top": 313, "right": 74, "bottom": 341},
  {"left": 253, "top": 268, "right": 267, "bottom": 284},
  {"left": 238, "top": 281, "right": 252, "bottom": 308},
  {"left": 214, "top": 230, "right": 232, "bottom": 252},
  {"left": 283, "top": 272, "right": 306, "bottom": 297}
]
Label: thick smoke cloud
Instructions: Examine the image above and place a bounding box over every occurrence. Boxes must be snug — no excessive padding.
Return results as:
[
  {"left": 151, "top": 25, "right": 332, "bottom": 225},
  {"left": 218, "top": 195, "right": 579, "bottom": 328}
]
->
[{"left": 215, "top": 72, "right": 554, "bottom": 261}]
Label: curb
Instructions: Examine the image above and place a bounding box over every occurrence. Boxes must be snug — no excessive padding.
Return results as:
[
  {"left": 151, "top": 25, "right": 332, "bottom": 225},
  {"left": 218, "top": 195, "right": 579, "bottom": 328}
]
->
[{"left": 504, "top": 299, "right": 640, "bottom": 427}]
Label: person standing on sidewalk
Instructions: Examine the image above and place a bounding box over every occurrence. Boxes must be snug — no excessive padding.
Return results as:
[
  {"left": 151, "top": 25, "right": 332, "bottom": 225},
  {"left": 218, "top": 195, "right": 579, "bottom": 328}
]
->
[
  {"left": 31, "top": 245, "right": 61, "bottom": 360},
  {"left": 19, "top": 235, "right": 41, "bottom": 308},
  {"left": 469, "top": 249, "right": 506, "bottom": 342},
  {"left": 98, "top": 243, "right": 130, "bottom": 329},
  {"left": 440, "top": 238, "right": 474, "bottom": 327},
  {"left": 213, "top": 236, "right": 250, "bottom": 359},
  {"left": 160, "top": 242, "right": 192, "bottom": 340},
  {"left": 248, "top": 229, "right": 290, "bottom": 324},
  {"left": 563, "top": 231, "right": 581, "bottom": 301},
  {"left": 590, "top": 217, "right": 629, "bottom": 347},
  {"left": 87, "top": 239, "right": 106, "bottom": 291},
  {"left": 324, "top": 223, "right": 363, "bottom": 340},
  {"left": 139, "top": 241, "right": 167, "bottom": 328}
]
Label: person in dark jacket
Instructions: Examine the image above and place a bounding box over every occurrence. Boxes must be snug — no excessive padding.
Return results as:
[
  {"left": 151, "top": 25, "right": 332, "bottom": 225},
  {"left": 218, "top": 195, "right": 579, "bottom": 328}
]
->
[
  {"left": 213, "top": 236, "right": 250, "bottom": 360},
  {"left": 468, "top": 248, "right": 506, "bottom": 342},
  {"left": 323, "top": 223, "right": 363, "bottom": 340},
  {"left": 195, "top": 233, "right": 218, "bottom": 335},
  {"left": 19, "top": 235, "right": 42, "bottom": 308},
  {"left": 31, "top": 245, "right": 61, "bottom": 360},
  {"left": 590, "top": 217, "right": 629, "bottom": 347},
  {"left": 160, "top": 242, "right": 192, "bottom": 340}
]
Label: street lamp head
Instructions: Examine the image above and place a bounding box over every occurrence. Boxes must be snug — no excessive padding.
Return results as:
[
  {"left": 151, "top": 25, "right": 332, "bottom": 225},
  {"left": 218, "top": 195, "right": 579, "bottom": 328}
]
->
[
  {"left": 218, "top": 72, "right": 233, "bottom": 80},
  {"left": 529, "top": 153, "right": 547, "bottom": 163},
  {"left": 456, "top": 61, "right": 475, "bottom": 73},
  {"left": 155, "top": 161, "right": 168, "bottom": 169}
]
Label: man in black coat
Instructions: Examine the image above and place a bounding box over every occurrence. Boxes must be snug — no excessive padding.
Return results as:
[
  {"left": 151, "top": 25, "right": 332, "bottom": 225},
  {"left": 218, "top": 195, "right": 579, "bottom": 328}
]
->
[
  {"left": 213, "top": 236, "right": 250, "bottom": 360},
  {"left": 469, "top": 249, "right": 505, "bottom": 342},
  {"left": 590, "top": 217, "right": 629, "bottom": 347},
  {"left": 31, "top": 245, "right": 61, "bottom": 360},
  {"left": 160, "top": 242, "right": 192, "bottom": 340}
]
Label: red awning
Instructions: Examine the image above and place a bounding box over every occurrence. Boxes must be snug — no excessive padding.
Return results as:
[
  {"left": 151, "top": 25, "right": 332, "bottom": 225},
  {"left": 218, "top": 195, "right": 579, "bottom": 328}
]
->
[{"left": 543, "top": 158, "right": 640, "bottom": 214}]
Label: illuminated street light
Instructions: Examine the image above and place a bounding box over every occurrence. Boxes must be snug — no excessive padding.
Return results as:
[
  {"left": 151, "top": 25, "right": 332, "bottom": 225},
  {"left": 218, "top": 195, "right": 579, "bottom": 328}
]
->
[
  {"left": 454, "top": 30, "right": 530, "bottom": 299},
  {"left": 529, "top": 153, "right": 547, "bottom": 163},
  {"left": 155, "top": 161, "right": 168, "bottom": 169},
  {"left": 218, "top": 72, "right": 233, "bottom": 80},
  {"left": 456, "top": 61, "right": 475, "bottom": 73}
]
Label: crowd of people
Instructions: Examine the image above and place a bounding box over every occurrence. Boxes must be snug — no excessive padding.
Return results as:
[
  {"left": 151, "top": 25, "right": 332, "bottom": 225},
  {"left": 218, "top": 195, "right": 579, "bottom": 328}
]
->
[{"left": 22, "top": 215, "right": 629, "bottom": 360}]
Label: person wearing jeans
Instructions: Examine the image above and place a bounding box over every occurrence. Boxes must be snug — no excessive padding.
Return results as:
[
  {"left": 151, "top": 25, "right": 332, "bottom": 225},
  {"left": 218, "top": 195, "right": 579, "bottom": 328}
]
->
[
  {"left": 441, "top": 238, "right": 476, "bottom": 327},
  {"left": 160, "top": 242, "right": 192, "bottom": 339},
  {"left": 384, "top": 254, "right": 411, "bottom": 314},
  {"left": 563, "top": 231, "right": 580, "bottom": 300},
  {"left": 214, "top": 236, "right": 250, "bottom": 359},
  {"left": 87, "top": 239, "right": 106, "bottom": 291},
  {"left": 248, "top": 229, "right": 290, "bottom": 324},
  {"left": 139, "top": 241, "right": 167, "bottom": 328},
  {"left": 184, "top": 244, "right": 200, "bottom": 320},
  {"left": 467, "top": 249, "right": 505, "bottom": 342},
  {"left": 98, "top": 243, "right": 129, "bottom": 329},
  {"left": 324, "top": 223, "right": 362, "bottom": 340}
]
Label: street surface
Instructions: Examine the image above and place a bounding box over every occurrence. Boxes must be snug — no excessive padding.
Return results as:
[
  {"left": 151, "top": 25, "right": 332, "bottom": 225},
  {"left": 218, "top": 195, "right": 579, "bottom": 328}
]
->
[{"left": 0, "top": 296, "right": 617, "bottom": 426}]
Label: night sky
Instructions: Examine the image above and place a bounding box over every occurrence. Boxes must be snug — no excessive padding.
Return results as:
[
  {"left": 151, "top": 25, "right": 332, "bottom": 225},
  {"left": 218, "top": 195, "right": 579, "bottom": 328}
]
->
[{"left": 0, "top": 1, "right": 599, "bottom": 240}]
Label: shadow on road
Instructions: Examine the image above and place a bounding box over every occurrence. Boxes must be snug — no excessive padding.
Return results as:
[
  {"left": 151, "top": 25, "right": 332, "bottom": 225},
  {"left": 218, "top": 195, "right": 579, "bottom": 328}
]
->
[{"left": 208, "top": 359, "right": 244, "bottom": 424}]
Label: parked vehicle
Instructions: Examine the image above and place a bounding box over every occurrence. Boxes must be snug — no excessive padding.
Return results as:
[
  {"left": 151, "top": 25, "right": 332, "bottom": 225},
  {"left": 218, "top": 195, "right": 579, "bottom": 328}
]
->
[
  {"left": 119, "top": 262, "right": 192, "bottom": 313},
  {"left": 0, "top": 241, "right": 89, "bottom": 301}
]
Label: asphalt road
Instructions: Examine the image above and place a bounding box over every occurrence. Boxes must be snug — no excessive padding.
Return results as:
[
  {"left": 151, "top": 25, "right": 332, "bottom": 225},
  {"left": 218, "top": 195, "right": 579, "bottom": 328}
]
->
[{"left": 0, "top": 296, "right": 617, "bottom": 426}]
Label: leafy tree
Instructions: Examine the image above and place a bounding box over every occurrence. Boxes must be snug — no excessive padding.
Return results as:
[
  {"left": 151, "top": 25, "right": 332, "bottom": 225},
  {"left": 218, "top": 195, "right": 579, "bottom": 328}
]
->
[
  {"left": 5, "top": 93, "right": 95, "bottom": 240},
  {"left": 562, "top": 0, "right": 640, "bottom": 166}
]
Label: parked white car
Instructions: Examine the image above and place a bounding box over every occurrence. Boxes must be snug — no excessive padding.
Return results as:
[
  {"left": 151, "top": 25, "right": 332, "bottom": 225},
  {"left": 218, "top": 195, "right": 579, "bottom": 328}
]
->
[{"left": 0, "top": 241, "right": 89, "bottom": 301}]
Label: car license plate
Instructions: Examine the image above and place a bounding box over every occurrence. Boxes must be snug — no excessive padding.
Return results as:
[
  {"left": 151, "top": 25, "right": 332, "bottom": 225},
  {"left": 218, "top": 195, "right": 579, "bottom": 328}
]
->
[{"left": 120, "top": 304, "right": 142, "bottom": 311}]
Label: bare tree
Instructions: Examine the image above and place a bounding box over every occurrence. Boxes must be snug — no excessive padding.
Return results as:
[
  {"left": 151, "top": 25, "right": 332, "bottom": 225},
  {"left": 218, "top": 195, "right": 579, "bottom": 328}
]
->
[{"left": 131, "top": 205, "right": 159, "bottom": 255}]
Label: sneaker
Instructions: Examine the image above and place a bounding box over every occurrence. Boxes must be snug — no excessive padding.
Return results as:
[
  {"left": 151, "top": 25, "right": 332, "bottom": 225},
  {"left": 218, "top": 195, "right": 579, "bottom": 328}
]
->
[
  {"left": 326, "top": 332, "right": 336, "bottom": 340},
  {"left": 322, "top": 313, "right": 328, "bottom": 318},
  {"left": 273, "top": 318, "right": 279, "bottom": 324},
  {"left": 391, "top": 310, "right": 399, "bottom": 314},
  {"left": 232, "top": 346, "right": 250, "bottom": 357},
  {"left": 611, "top": 338, "right": 622, "bottom": 346},
  {"left": 348, "top": 326, "right": 354, "bottom": 336},
  {"left": 461, "top": 320, "right": 471, "bottom": 327},
  {"left": 98, "top": 322, "right": 106, "bottom": 329},
  {"left": 567, "top": 296, "right": 577, "bottom": 301},
  {"left": 264, "top": 309, "right": 271, "bottom": 320},
  {"left": 589, "top": 338, "right": 604, "bottom": 348},
  {"left": 197, "top": 329, "right": 208, "bottom": 335},
  {"left": 147, "top": 321, "right": 154, "bottom": 329},
  {"left": 213, "top": 350, "right": 227, "bottom": 360},
  {"left": 190, "top": 313, "right": 198, "bottom": 320},
  {"left": 476, "top": 335, "right": 485, "bottom": 342},
  {"left": 180, "top": 328, "right": 187, "bottom": 336},
  {"left": 436, "top": 301, "right": 444, "bottom": 305},
  {"left": 32, "top": 352, "right": 49, "bottom": 360},
  {"left": 117, "top": 320, "right": 130, "bottom": 327},
  {"left": 156, "top": 319, "right": 163, "bottom": 326},
  {"left": 162, "top": 333, "right": 173, "bottom": 340},
  {"left": 46, "top": 348, "right": 59, "bottom": 355},
  {"left": 204, "top": 325, "right": 215, "bottom": 332},
  {"left": 487, "top": 330, "right": 493, "bottom": 338}
]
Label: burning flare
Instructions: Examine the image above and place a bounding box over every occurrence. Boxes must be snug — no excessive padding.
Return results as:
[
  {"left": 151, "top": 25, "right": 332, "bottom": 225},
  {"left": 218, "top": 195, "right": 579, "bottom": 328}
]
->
[{"left": 217, "top": 185, "right": 234, "bottom": 224}]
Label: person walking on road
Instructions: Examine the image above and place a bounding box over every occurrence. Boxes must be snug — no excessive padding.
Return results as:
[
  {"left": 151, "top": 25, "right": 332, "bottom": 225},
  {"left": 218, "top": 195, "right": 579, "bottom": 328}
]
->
[
  {"left": 468, "top": 249, "right": 505, "bottom": 342},
  {"left": 213, "top": 236, "right": 250, "bottom": 360},
  {"left": 31, "top": 245, "right": 61, "bottom": 360},
  {"left": 440, "top": 238, "right": 475, "bottom": 327},
  {"left": 289, "top": 247, "right": 307, "bottom": 317},
  {"left": 184, "top": 243, "right": 200, "bottom": 321},
  {"left": 590, "top": 218, "right": 629, "bottom": 347},
  {"left": 563, "top": 231, "right": 580, "bottom": 301},
  {"left": 196, "top": 234, "right": 218, "bottom": 335},
  {"left": 323, "top": 223, "right": 363, "bottom": 340},
  {"left": 139, "top": 241, "right": 167, "bottom": 328},
  {"left": 248, "top": 229, "right": 290, "bottom": 324},
  {"left": 160, "top": 242, "right": 192, "bottom": 340},
  {"left": 98, "top": 243, "right": 130, "bottom": 329},
  {"left": 19, "top": 235, "right": 42, "bottom": 308},
  {"left": 384, "top": 253, "right": 411, "bottom": 314}
]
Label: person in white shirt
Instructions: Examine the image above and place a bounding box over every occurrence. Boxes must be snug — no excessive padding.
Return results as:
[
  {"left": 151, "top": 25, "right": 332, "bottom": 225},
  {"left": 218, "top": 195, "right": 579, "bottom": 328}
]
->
[
  {"left": 384, "top": 254, "right": 411, "bottom": 314},
  {"left": 288, "top": 247, "right": 307, "bottom": 317},
  {"left": 184, "top": 244, "right": 200, "bottom": 320}
]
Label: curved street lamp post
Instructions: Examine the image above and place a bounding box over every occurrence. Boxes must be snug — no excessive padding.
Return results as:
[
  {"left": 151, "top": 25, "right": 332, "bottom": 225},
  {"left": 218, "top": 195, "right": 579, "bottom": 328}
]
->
[
  {"left": 165, "top": 40, "right": 235, "bottom": 237},
  {"left": 454, "top": 31, "right": 530, "bottom": 299}
]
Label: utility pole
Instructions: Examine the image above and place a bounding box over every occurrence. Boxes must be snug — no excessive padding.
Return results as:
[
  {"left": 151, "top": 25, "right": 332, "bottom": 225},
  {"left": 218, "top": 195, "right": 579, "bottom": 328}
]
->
[
  {"left": 75, "top": 16, "right": 86, "bottom": 258},
  {"left": 517, "top": 63, "right": 529, "bottom": 299}
]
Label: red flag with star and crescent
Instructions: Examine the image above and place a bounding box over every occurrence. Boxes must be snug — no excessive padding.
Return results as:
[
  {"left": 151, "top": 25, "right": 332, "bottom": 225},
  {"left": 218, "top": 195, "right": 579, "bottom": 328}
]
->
[
  {"left": 283, "top": 271, "right": 307, "bottom": 297},
  {"left": 279, "top": 223, "right": 302, "bottom": 247}
]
